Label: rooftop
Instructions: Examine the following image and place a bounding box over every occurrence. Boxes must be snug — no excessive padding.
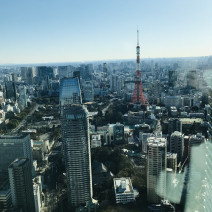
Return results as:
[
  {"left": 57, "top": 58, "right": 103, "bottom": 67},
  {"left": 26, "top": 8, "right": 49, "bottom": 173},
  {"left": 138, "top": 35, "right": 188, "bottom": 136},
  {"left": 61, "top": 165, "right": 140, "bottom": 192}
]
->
[
  {"left": 114, "top": 177, "right": 133, "bottom": 194},
  {"left": 0, "top": 134, "right": 29, "bottom": 140},
  {"left": 147, "top": 137, "right": 167, "bottom": 147},
  {"left": 167, "top": 152, "right": 177, "bottom": 159},
  {"left": 8, "top": 158, "right": 28, "bottom": 168}
]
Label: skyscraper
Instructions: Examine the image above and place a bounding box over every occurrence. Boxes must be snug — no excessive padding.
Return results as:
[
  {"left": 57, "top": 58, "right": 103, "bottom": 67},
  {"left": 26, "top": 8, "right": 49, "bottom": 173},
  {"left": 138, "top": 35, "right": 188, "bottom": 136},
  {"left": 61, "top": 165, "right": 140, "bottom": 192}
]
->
[
  {"left": 147, "top": 137, "right": 167, "bottom": 203},
  {"left": 59, "top": 77, "right": 82, "bottom": 108},
  {"left": 18, "top": 85, "right": 28, "bottom": 110},
  {"left": 170, "top": 131, "right": 184, "bottom": 163},
  {"left": 5, "top": 81, "right": 16, "bottom": 100},
  {"left": 168, "top": 118, "right": 182, "bottom": 135},
  {"left": 60, "top": 77, "right": 93, "bottom": 206},
  {"left": 82, "top": 81, "right": 94, "bottom": 102},
  {"left": 8, "top": 158, "right": 35, "bottom": 212},
  {"left": 0, "top": 134, "right": 33, "bottom": 176}
]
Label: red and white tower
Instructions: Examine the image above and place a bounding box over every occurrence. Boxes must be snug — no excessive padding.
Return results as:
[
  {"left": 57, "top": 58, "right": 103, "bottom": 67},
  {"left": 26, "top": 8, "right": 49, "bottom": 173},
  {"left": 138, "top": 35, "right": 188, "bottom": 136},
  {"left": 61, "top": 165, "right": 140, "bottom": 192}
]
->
[{"left": 131, "top": 30, "right": 149, "bottom": 106}]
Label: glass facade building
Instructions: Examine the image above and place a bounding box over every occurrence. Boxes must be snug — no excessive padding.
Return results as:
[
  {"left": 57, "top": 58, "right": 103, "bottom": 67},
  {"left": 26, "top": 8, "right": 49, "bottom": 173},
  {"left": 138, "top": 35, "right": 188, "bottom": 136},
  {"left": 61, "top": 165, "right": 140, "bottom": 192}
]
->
[
  {"left": 60, "top": 77, "right": 93, "bottom": 206},
  {"left": 59, "top": 77, "right": 82, "bottom": 109},
  {"left": 8, "top": 158, "right": 35, "bottom": 212},
  {"left": 0, "top": 134, "right": 32, "bottom": 176}
]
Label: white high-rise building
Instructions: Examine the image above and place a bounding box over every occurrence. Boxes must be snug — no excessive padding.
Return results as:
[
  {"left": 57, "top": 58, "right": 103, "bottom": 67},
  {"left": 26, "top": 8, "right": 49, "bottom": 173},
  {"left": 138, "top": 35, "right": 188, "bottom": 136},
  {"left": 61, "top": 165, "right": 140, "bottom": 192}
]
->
[
  {"left": 33, "top": 176, "right": 43, "bottom": 212},
  {"left": 60, "top": 77, "right": 93, "bottom": 206},
  {"left": 33, "top": 184, "right": 41, "bottom": 212},
  {"left": 147, "top": 137, "right": 167, "bottom": 203}
]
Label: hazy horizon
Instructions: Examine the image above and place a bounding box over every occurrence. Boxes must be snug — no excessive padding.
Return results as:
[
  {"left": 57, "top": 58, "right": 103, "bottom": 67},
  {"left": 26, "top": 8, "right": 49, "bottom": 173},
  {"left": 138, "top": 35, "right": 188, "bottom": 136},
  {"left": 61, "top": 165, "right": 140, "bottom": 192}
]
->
[
  {"left": 0, "top": 0, "right": 211, "bottom": 64},
  {"left": 0, "top": 55, "right": 211, "bottom": 67}
]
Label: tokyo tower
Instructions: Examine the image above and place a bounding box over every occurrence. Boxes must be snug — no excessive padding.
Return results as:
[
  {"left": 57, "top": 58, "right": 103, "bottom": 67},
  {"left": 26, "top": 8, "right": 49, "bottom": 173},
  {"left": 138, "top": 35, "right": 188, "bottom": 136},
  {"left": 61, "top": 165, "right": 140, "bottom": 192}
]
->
[{"left": 131, "top": 30, "right": 149, "bottom": 107}]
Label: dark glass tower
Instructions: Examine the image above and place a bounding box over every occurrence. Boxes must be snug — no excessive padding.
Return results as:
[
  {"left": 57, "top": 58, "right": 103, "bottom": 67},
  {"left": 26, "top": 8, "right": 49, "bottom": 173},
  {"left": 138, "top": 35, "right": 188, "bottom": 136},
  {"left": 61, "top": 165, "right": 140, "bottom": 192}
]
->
[{"left": 8, "top": 158, "right": 35, "bottom": 212}]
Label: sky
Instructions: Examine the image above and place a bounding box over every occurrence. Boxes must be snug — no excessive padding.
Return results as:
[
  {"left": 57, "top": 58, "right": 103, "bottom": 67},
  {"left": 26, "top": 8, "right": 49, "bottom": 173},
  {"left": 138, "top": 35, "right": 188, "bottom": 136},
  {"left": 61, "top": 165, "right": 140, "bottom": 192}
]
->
[{"left": 0, "top": 0, "right": 212, "bottom": 64}]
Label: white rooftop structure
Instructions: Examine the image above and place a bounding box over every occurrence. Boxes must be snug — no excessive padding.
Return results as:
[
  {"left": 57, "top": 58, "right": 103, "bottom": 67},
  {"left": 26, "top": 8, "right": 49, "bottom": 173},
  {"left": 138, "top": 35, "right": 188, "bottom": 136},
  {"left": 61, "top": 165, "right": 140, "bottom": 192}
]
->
[{"left": 113, "top": 177, "right": 135, "bottom": 204}]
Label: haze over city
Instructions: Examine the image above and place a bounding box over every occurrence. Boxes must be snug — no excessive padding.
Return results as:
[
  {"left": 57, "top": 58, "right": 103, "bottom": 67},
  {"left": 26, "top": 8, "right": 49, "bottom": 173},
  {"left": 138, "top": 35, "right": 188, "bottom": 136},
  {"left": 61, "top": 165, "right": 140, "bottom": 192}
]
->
[{"left": 0, "top": 0, "right": 212, "bottom": 64}]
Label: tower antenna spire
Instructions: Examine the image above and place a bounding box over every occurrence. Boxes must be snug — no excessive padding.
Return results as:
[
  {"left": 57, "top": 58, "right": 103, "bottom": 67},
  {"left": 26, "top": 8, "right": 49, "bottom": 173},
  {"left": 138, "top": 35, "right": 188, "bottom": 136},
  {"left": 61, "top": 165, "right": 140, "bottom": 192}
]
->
[{"left": 137, "top": 26, "right": 139, "bottom": 46}]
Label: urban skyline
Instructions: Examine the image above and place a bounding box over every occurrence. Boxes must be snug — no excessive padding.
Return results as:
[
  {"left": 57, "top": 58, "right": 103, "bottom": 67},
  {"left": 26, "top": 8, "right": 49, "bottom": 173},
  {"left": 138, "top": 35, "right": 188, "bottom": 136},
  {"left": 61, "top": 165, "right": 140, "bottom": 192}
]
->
[
  {"left": 0, "top": 2, "right": 212, "bottom": 211},
  {"left": 0, "top": 0, "right": 212, "bottom": 64}
]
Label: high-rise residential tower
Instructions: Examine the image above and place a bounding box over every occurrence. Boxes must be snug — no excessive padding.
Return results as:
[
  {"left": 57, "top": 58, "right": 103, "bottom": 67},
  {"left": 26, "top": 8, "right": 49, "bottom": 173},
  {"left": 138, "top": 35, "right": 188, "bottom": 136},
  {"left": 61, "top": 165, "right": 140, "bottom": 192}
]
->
[
  {"left": 8, "top": 158, "right": 35, "bottom": 212},
  {"left": 60, "top": 77, "right": 93, "bottom": 206},
  {"left": 147, "top": 137, "right": 167, "bottom": 203}
]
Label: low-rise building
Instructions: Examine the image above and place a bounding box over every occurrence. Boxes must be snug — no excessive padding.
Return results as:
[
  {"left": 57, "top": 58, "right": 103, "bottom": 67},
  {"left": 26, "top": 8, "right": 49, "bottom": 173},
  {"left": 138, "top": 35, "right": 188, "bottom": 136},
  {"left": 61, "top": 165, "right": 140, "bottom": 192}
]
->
[
  {"left": 90, "top": 134, "right": 101, "bottom": 148},
  {"left": 113, "top": 177, "right": 135, "bottom": 204}
]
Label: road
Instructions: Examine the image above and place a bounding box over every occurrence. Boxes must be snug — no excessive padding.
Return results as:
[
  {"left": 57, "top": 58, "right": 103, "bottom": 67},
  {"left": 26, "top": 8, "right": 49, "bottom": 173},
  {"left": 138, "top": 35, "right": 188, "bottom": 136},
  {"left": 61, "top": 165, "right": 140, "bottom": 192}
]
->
[
  {"left": 102, "top": 102, "right": 112, "bottom": 116},
  {"left": 11, "top": 103, "right": 39, "bottom": 134}
]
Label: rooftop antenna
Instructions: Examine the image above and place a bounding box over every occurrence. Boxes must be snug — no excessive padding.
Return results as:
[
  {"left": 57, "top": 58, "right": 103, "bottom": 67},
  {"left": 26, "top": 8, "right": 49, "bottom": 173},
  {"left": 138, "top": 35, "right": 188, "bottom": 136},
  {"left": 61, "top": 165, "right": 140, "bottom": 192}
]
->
[{"left": 137, "top": 26, "right": 139, "bottom": 46}]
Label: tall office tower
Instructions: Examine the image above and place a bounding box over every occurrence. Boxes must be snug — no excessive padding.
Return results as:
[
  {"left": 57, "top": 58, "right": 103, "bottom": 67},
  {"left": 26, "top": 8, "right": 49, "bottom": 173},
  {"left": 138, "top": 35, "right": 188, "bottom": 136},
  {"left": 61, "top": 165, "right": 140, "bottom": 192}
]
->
[
  {"left": 58, "top": 65, "right": 76, "bottom": 79},
  {"left": 80, "top": 65, "right": 91, "bottom": 81},
  {"left": 147, "top": 137, "right": 167, "bottom": 203},
  {"left": 103, "top": 63, "right": 109, "bottom": 78},
  {"left": 73, "top": 70, "right": 81, "bottom": 82},
  {"left": 168, "top": 118, "right": 182, "bottom": 135},
  {"left": 82, "top": 81, "right": 94, "bottom": 102},
  {"left": 5, "top": 81, "right": 16, "bottom": 100},
  {"left": 0, "top": 135, "right": 33, "bottom": 176},
  {"left": 168, "top": 70, "right": 177, "bottom": 88},
  {"left": 36, "top": 66, "right": 54, "bottom": 86},
  {"left": 18, "top": 85, "right": 28, "bottom": 109},
  {"left": 170, "top": 131, "right": 184, "bottom": 163},
  {"left": 21, "top": 67, "right": 27, "bottom": 81},
  {"left": 8, "top": 158, "right": 35, "bottom": 212},
  {"left": 26, "top": 67, "right": 35, "bottom": 84},
  {"left": 20, "top": 67, "right": 35, "bottom": 84},
  {"left": 58, "top": 66, "right": 68, "bottom": 78},
  {"left": 117, "top": 76, "right": 125, "bottom": 95},
  {"left": 11, "top": 73, "right": 17, "bottom": 82},
  {"left": 60, "top": 77, "right": 93, "bottom": 206},
  {"left": 110, "top": 74, "right": 118, "bottom": 92}
]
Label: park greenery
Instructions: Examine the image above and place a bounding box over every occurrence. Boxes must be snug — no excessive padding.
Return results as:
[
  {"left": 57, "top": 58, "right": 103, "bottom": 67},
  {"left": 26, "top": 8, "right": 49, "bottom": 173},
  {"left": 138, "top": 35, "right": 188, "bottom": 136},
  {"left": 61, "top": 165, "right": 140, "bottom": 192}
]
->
[
  {"left": 0, "top": 103, "right": 35, "bottom": 133},
  {"left": 91, "top": 100, "right": 130, "bottom": 127},
  {"left": 92, "top": 146, "right": 147, "bottom": 211}
]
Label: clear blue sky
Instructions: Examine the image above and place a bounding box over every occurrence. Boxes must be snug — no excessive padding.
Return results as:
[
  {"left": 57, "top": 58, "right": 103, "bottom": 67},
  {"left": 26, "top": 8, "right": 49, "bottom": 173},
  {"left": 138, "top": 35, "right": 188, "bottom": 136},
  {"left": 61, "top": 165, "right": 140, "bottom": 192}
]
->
[{"left": 0, "top": 0, "right": 211, "bottom": 64}]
